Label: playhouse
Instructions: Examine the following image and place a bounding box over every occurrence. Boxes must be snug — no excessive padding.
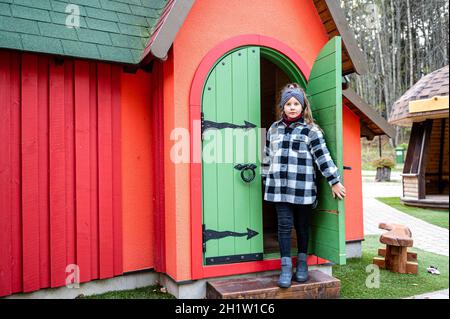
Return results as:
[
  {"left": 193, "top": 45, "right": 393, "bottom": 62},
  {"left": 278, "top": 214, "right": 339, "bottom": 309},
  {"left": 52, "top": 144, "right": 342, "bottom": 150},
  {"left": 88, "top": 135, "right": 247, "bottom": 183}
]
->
[{"left": 0, "top": 0, "right": 394, "bottom": 298}]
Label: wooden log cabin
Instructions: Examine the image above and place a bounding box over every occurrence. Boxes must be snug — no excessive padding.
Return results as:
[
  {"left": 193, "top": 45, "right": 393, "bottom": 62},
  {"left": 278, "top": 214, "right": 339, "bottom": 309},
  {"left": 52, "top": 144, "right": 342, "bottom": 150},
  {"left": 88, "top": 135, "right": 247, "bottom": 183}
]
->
[{"left": 389, "top": 66, "right": 449, "bottom": 209}]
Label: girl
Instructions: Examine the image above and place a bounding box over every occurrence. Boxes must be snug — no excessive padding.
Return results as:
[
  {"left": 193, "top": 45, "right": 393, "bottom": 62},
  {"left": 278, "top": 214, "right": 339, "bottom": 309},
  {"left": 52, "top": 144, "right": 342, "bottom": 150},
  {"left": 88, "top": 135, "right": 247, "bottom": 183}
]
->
[{"left": 261, "top": 83, "right": 346, "bottom": 288}]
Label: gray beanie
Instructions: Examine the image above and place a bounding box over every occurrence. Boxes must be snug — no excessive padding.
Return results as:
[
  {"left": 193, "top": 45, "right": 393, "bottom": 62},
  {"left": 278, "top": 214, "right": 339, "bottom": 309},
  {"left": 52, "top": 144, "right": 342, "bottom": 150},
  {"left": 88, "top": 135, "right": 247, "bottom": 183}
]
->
[{"left": 279, "top": 88, "right": 305, "bottom": 110}]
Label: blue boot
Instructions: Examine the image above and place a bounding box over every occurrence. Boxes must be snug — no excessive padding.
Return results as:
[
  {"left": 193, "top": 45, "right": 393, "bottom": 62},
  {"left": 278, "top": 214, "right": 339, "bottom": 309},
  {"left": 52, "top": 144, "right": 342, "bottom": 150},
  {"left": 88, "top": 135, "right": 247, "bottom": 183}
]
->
[
  {"left": 277, "top": 257, "right": 293, "bottom": 288},
  {"left": 295, "top": 253, "right": 309, "bottom": 282}
]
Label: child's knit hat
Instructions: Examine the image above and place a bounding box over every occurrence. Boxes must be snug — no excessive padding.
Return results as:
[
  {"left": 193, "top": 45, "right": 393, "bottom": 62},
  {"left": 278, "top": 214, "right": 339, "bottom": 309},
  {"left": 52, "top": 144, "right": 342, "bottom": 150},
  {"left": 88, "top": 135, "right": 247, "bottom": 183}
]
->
[{"left": 279, "top": 87, "right": 305, "bottom": 110}]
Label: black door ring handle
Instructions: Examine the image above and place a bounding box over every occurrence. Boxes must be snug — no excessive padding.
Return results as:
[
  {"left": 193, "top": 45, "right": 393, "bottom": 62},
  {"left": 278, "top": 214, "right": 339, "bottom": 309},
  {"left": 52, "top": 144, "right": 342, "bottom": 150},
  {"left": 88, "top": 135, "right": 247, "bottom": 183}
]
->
[
  {"left": 234, "top": 164, "right": 257, "bottom": 183},
  {"left": 241, "top": 168, "right": 255, "bottom": 183}
]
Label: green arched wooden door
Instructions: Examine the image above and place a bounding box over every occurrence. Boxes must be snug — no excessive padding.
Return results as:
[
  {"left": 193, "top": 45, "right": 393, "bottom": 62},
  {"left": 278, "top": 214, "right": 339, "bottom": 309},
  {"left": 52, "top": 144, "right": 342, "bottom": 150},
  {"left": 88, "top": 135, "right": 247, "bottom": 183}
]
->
[
  {"left": 201, "top": 37, "right": 346, "bottom": 266},
  {"left": 201, "top": 46, "right": 264, "bottom": 265}
]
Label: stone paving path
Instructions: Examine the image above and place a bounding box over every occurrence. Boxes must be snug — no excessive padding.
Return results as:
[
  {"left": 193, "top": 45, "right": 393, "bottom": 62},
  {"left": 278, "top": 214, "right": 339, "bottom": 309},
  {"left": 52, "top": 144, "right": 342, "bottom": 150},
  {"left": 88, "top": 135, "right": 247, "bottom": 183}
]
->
[
  {"left": 362, "top": 173, "right": 449, "bottom": 257},
  {"left": 404, "top": 288, "right": 449, "bottom": 299}
]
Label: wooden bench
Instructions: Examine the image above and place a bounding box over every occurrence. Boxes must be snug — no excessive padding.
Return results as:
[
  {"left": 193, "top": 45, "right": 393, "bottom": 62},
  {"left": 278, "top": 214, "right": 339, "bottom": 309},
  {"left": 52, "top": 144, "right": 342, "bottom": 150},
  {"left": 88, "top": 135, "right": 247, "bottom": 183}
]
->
[{"left": 372, "top": 223, "right": 418, "bottom": 274}]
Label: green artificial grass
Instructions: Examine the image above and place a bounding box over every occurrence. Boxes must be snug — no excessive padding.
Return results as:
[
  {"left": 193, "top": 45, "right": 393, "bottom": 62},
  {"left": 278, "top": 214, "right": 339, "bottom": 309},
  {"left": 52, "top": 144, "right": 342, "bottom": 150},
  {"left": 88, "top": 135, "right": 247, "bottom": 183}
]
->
[
  {"left": 81, "top": 284, "right": 176, "bottom": 299},
  {"left": 376, "top": 197, "right": 449, "bottom": 229},
  {"left": 333, "top": 235, "right": 449, "bottom": 299}
]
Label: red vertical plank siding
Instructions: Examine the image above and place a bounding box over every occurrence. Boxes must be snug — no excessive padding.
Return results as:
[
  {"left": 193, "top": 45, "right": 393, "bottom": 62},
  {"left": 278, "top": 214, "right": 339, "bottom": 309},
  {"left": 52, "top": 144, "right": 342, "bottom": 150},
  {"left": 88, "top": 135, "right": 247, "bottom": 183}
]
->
[
  {"left": 38, "top": 56, "right": 50, "bottom": 288},
  {"left": 64, "top": 61, "right": 76, "bottom": 269},
  {"left": 111, "top": 65, "right": 123, "bottom": 276},
  {"left": 0, "top": 52, "right": 24, "bottom": 295},
  {"left": 10, "top": 53, "right": 22, "bottom": 294},
  {"left": 97, "top": 63, "right": 114, "bottom": 279},
  {"left": 0, "top": 51, "right": 123, "bottom": 297},
  {"left": 21, "top": 54, "right": 40, "bottom": 292},
  {"left": 49, "top": 60, "right": 67, "bottom": 288},
  {"left": 89, "top": 62, "right": 99, "bottom": 279},
  {"left": 0, "top": 51, "right": 12, "bottom": 296},
  {"left": 74, "top": 60, "right": 92, "bottom": 283}
]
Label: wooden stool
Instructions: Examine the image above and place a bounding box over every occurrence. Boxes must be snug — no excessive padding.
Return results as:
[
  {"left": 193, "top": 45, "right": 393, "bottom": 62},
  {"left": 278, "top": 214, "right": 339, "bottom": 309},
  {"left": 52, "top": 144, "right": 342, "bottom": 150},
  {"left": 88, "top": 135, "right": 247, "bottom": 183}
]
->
[{"left": 372, "top": 223, "right": 418, "bottom": 274}]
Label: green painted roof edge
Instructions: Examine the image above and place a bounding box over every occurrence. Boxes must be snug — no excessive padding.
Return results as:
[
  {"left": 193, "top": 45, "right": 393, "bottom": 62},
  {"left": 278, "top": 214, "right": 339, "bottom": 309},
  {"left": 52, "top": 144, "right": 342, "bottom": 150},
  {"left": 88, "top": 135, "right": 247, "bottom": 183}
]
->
[{"left": 0, "top": 0, "right": 170, "bottom": 65}]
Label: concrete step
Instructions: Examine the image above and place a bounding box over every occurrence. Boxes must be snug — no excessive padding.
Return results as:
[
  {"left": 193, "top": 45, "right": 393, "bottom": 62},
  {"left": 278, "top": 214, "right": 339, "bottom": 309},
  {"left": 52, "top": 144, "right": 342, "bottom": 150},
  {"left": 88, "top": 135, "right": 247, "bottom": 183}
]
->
[{"left": 206, "top": 270, "right": 340, "bottom": 299}]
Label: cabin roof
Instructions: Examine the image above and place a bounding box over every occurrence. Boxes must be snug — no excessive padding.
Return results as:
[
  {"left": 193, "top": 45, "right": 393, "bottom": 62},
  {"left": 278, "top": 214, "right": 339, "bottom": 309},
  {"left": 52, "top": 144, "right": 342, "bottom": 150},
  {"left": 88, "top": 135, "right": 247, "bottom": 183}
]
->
[
  {"left": 343, "top": 87, "right": 396, "bottom": 139},
  {"left": 389, "top": 65, "right": 449, "bottom": 126},
  {"left": 0, "top": 0, "right": 169, "bottom": 65}
]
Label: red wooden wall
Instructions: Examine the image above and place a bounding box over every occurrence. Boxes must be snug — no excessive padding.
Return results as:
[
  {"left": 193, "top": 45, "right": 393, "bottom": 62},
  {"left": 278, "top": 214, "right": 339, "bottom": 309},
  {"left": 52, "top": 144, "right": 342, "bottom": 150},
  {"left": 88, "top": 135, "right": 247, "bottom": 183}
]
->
[
  {"left": 0, "top": 50, "right": 123, "bottom": 296},
  {"left": 120, "top": 61, "right": 165, "bottom": 273},
  {"left": 342, "top": 104, "right": 364, "bottom": 241}
]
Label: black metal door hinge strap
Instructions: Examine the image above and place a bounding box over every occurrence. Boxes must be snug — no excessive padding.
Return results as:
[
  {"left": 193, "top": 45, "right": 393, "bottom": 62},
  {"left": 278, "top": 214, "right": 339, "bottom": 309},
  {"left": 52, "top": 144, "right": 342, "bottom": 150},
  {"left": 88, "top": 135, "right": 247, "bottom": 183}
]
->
[
  {"left": 201, "top": 116, "right": 256, "bottom": 136},
  {"left": 202, "top": 224, "right": 259, "bottom": 253}
]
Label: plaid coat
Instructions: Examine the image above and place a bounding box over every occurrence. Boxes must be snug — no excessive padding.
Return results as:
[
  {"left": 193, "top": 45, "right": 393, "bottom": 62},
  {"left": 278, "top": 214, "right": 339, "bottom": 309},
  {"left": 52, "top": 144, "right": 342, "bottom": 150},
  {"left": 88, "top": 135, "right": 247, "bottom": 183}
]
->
[{"left": 261, "top": 116, "right": 341, "bottom": 207}]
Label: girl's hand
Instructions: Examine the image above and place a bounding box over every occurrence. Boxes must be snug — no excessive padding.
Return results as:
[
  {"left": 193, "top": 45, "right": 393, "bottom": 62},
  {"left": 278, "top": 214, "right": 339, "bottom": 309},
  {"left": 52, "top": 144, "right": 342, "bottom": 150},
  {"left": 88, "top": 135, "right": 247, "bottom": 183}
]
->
[{"left": 331, "top": 182, "right": 346, "bottom": 200}]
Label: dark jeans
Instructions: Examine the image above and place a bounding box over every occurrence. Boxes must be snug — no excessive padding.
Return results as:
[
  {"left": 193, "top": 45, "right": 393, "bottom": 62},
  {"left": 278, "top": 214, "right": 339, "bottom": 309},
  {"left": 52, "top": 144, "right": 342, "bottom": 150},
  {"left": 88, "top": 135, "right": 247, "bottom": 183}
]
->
[{"left": 275, "top": 202, "right": 313, "bottom": 257}]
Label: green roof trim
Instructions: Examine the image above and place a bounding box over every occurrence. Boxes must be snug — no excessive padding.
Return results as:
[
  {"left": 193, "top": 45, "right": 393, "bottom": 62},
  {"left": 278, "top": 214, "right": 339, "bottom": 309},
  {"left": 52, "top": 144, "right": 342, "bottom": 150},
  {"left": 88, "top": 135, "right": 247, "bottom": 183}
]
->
[{"left": 0, "top": 0, "right": 169, "bottom": 64}]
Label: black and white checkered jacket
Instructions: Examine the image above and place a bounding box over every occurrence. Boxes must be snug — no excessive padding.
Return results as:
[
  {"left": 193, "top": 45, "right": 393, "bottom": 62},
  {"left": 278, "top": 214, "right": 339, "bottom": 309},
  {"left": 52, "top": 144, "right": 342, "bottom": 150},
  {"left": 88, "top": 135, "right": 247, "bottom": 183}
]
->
[{"left": 261, "top": 116, "right": 341, "bottom": 207}]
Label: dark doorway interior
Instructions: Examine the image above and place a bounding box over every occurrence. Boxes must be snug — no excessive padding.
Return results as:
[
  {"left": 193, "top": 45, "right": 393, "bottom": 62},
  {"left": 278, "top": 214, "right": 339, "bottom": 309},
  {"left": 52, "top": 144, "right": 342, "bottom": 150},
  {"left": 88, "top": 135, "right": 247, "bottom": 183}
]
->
[{"left": 260, "top": 57, "right": 298, "bottom": 255}]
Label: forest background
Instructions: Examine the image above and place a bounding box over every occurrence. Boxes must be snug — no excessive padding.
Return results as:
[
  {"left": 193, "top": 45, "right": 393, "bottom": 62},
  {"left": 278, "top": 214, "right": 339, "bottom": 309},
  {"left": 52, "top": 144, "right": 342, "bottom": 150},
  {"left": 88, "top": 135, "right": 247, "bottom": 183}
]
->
[{"left": 341, "top": 0, "right": 449, "bottom": 166}]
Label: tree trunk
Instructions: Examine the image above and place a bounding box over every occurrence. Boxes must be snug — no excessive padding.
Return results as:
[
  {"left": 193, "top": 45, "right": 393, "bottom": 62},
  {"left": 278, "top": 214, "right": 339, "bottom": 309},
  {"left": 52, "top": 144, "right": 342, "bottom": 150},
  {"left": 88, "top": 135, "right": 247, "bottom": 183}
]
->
[
  {"left": 390, "top": 0, "right": 396, "bottom": 103},
  {"left": 406, "top": 0, "right": 414, "bottom": 87}
]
